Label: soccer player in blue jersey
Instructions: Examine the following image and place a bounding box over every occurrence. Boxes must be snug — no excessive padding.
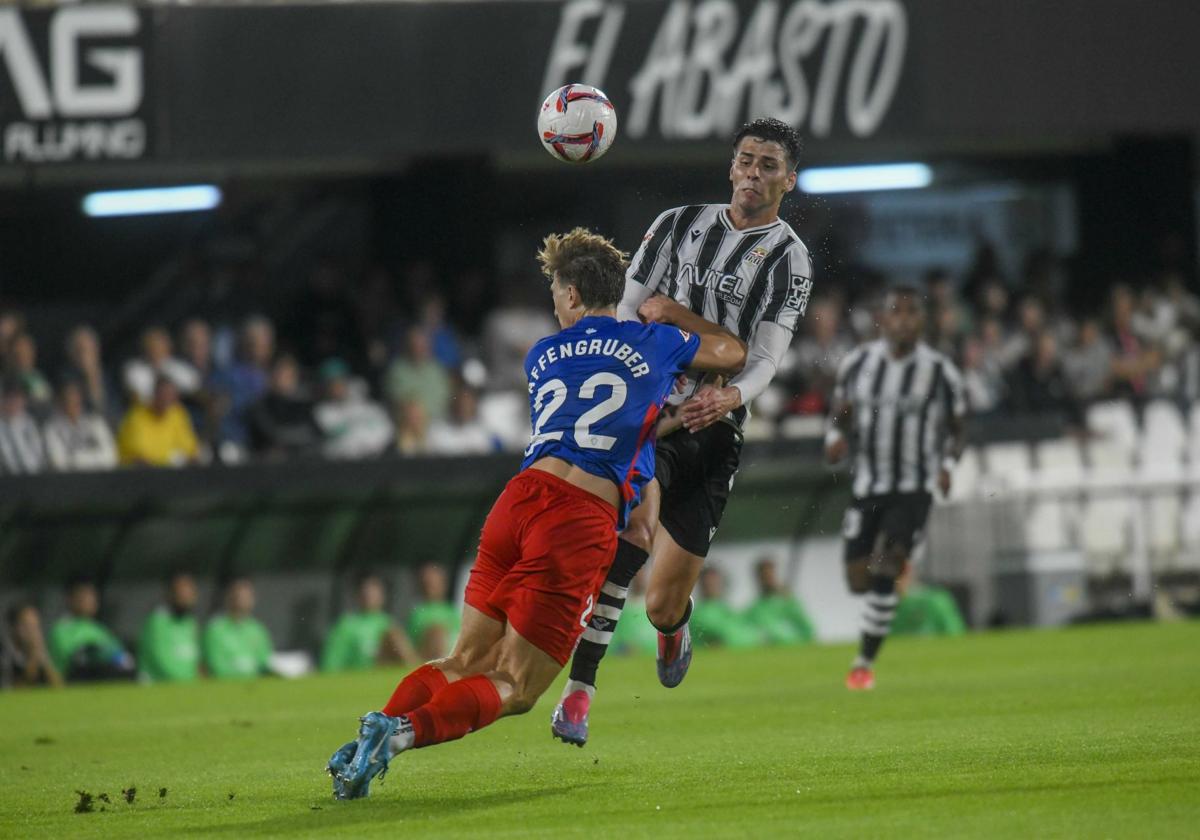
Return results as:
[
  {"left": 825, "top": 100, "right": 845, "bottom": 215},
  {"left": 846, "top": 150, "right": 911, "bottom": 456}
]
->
[{"left": 328, "top": 228, "right": 746, "bottom": 799}]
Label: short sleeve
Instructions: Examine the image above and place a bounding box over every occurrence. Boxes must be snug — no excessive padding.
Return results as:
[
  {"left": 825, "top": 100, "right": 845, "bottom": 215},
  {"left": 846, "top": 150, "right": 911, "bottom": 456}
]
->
[
  {"left": 832, "top": 348, "right": 864, "bottom": 404},
  {"left": 647, "top": 323, "right": 700, "bottom": 376},
  {"left": 627, "top": 207, "right": 680, "bottom": 293},
  {"left": 940, "top": 359, "right": 968, "bottom": 418}
]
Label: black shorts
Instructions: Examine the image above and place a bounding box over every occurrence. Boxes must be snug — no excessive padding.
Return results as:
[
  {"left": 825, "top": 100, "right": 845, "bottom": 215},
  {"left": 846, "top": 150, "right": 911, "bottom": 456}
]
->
[
  {"left": 655, "top": 421, "right": 743, "bottom": 558},
  {"left": 842, "top": 492, "right": 933, "bottom": 562}
]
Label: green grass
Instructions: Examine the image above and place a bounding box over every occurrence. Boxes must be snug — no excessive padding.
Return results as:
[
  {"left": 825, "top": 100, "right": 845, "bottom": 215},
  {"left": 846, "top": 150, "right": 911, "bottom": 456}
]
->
[{"left": 2, "top": 622, "right": 1198, "bottom": 839}]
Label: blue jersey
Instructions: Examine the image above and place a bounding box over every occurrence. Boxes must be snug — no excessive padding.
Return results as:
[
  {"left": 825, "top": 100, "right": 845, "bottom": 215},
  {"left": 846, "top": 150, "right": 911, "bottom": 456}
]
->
[{"left": 520, "top": 315, "right": 700, "bottom": 529}]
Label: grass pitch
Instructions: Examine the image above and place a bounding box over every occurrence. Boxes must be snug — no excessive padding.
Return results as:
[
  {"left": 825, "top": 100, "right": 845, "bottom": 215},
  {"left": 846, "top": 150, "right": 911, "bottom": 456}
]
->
[{"left": 1, "top": 621, "right": 1197, "bottom": 839}]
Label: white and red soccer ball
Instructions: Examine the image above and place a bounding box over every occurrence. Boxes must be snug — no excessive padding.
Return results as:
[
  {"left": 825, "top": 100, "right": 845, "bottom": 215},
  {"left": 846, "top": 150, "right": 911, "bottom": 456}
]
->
[{"left": 537, "top": 84, "right": 618, "bottom": 164}]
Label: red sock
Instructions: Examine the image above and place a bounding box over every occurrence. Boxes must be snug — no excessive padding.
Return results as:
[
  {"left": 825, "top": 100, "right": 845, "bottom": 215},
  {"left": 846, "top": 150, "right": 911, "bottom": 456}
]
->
[
  {"left": 406, "top": 674, "right": 503, "bottom": 748},
  {"left": 382, "top": 663, "right": 449, "bottom": 717}
]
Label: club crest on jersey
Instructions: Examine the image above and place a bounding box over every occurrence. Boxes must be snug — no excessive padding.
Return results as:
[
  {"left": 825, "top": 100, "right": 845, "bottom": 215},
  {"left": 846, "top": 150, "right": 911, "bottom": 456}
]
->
[
  {"left": 785, "top": 275, "right": 813, "bottom": 314},
  {"left": 744, "top": 246, "right": 770, "bottom": 267}
]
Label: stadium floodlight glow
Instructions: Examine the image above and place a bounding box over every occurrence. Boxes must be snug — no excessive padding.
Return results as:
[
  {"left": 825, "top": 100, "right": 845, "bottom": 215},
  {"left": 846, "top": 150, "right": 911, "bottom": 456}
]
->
[
  {"left": 82, "top": 185, "right": 223, "bottom": 217},
  {"left": 797, "top": 163, "right": 932, "bottom": 194}
]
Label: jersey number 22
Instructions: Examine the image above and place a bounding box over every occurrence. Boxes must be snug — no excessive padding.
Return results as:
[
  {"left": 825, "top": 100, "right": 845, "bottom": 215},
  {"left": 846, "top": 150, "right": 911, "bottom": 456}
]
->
[{"left": 526, "top": 372, "right": 627, "bottom": 455}]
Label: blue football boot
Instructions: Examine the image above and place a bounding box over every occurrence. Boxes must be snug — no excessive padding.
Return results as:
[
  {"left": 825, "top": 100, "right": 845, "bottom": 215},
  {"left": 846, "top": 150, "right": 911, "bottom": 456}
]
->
[
  {"left": 551, "top": 690, "right": 591, "bottom": 747},
  {"left": 327, "top": 741, "right": 360, "bottom": 800},
  {"left": 656, "top": 600, "right": 694, "bottom": 688},
  {"left": 337, "top": 712, "right": 401, "bottom": 799}
]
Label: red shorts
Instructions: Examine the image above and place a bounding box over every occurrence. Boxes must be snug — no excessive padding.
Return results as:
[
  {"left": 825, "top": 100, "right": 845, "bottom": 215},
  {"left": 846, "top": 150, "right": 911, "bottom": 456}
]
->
[{"left": 464, "top": 469, "right": 618, "bottom": 666}]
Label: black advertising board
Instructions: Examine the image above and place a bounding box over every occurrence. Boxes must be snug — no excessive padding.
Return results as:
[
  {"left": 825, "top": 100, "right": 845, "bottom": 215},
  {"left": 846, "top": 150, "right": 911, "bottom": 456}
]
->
[{"left": 2, "top": 0, "right": 1199, "bottom": 171}]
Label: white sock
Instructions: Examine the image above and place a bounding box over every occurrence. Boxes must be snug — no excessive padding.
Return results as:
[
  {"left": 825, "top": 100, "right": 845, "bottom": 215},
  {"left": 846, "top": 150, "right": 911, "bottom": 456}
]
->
[
  {"left": 386, "top": 716, "right": 415, "bottom": 756},
  {"left": 562, "top": 679, "right": 597, "bottom": 700}
]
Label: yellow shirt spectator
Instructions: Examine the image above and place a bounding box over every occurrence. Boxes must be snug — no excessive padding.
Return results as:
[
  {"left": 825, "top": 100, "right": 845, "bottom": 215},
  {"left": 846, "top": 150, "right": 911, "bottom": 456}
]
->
[{"left": 117, "top": 377, "right": 199, "bottom": 467}]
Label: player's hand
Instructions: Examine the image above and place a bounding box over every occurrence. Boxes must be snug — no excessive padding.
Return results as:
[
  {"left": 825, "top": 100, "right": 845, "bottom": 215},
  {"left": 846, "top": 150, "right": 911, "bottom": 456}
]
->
[
  {"left": 680, "top": 385, "right": 742, "bottom": 432},
  {"left": 639, "top": 295, "right": 685, "bottom": 325},
  {"left": 825, "top": 437, "right": 849, "bottom": 465},
  {"left": 938, "top": 468, "right": 952, "bottom": 498}
]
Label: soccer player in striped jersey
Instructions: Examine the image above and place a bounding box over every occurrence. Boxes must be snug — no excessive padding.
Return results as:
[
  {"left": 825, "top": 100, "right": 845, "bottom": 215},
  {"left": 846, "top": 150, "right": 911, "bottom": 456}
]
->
[
  {"left": 825, "top": 286, "right": 967, "bottom": 690},
  {"left": 553, "top": 118, "right": 814, "bottom": 746},
  {"left": 327, "top": 229, "right": 745, "bottom": 799}
]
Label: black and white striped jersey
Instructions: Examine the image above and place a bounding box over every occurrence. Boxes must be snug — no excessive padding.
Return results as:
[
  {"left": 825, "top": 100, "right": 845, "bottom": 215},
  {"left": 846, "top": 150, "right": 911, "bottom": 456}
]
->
[
  {"left": 626, "top": 203, "right": 813, "bottom": 409},
  {"left": 629, "top": 203, "right": 813, "bottom": 338},
  {"left": 834, "top": 340, "right": 967, "bottom": 499}
]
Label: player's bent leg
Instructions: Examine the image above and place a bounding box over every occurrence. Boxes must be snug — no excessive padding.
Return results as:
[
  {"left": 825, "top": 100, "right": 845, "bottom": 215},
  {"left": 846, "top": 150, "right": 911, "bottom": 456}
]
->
[
  {"left": 645, "top": 528, "right": 704, "bottom": 688},
  {"left": 848, "top": 549, "right": 906, "bottom": 691},
  {"left": 556, "top": 482, "right": 659, "bottom": 746}
]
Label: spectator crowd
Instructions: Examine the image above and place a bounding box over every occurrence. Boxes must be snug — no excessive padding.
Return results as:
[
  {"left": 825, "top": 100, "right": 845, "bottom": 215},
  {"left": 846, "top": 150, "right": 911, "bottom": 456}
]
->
[
  {"left": 1, "top": 565, "right": 463, "bottom": 688},
  {"left": 2, "top": 244, "right": 1198, "bottom": 476}
]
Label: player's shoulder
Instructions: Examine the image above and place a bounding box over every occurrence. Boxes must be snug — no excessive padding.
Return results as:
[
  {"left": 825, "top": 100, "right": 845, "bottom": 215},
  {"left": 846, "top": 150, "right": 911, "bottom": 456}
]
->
[
  {"left": 917, "top": 342, "right": 963, "bottom": 376},
  {"left": 773, "top": 221, "right": 812, "bottom": 269}
]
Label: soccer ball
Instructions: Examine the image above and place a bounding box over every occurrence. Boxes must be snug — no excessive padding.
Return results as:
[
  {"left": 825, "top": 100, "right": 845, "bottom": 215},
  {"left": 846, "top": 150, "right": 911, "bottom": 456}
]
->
[{"left": 537, "top": 84, "right": 617, "bottom": 164}]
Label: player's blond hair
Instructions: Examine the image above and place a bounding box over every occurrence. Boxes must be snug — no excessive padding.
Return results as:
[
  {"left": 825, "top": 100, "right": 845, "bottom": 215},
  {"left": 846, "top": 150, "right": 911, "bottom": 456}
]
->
[{"left": 537, "top": 227, "right": 629, "bottom": 309}]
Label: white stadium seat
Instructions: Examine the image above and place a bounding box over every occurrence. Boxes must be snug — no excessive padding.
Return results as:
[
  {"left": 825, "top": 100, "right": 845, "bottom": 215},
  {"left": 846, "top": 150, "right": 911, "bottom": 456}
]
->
[
  {"left": 1027, "top": 439, "right": 1086, "bottom": 552},
  {"left": 1087, "top": 400, "right": 1139, "bottom": 452},
  {"left": 983, "top": 442, "right": 1034, "bottom": 492},
  {"left": 1141, "top": 400, "right": 1187, "bottom": 468},
  {"left": 948, "top": 446, "right": 981, "bottom": 501}
]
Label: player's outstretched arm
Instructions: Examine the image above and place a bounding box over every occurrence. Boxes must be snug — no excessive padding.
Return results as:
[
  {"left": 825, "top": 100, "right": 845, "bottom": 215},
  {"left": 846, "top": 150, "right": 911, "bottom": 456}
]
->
[
  {"left": 691, "top": 333, "right": 747, "bottom": 376},
  {"left": 639, "top": 294, "right": 747, "bottom": 353}
]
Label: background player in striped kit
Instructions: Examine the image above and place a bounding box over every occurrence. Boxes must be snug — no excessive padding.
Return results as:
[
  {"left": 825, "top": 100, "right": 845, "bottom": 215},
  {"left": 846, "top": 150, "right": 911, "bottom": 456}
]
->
[
  {"left": 553, "top": 118, "right": 814, "bottom": 746},
  {"left": 825, "top": 287, "right": 967, "bottom": 690}
]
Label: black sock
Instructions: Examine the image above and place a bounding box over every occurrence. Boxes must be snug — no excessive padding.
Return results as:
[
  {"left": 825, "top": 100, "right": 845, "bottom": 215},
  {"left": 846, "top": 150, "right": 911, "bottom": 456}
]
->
[
  {"left": 857, "top": 575, "right": 898, "bottom": 666},
  {"left": 567, "top": 540, "right": 649, "bottom": 689},
  {"left": 653, "top": 596, "right": 693, "bottom": 636}
]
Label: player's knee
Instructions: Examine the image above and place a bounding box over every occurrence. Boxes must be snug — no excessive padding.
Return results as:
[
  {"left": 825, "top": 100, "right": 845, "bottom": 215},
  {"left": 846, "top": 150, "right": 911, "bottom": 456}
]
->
[
  {"left": 622, "top": 518, "right": 656, "bottom": 554},
  {"left": 645, "top": 589, "right": 684, "bottom": 630},
  {"left": 877, "top": 546, "right": 908, "bottom": 580},
  {"left": 845, "top": 561, "right": 870, "bottom": 594}
]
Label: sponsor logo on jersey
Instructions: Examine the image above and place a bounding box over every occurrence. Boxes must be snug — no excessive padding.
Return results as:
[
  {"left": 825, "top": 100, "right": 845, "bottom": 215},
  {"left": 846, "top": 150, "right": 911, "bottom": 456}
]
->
[
  {"left": 785, "top": 275, "right": 813, "bottom": 313},
  {"left": 677, "top": 328, "right": 691, "bottom": 341}
]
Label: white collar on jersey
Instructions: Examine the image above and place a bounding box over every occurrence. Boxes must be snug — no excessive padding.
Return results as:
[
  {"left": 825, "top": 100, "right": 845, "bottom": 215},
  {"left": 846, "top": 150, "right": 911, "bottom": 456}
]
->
[{"left": 719, "top": 207, "right": 784, "bottom": 234}]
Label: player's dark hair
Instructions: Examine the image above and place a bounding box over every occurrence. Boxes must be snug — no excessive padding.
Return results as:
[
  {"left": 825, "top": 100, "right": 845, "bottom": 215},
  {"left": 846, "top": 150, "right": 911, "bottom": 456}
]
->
[
  {"left": 733, "top": 118, "right": 802, "bottom": 171},
  {"left": 538, "top": 227, "right": 628, "bottom": 310},
  {"left": 885, "top": 285, "right": 926, "bottom": 311}
]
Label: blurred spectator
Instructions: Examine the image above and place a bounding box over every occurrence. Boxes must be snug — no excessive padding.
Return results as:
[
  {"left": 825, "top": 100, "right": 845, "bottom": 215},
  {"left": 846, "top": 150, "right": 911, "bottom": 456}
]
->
[
  {"left": 203, "top": 577, "right": 273, "bottom": 680},
  {"left": 1060, "top": 319, "right": 1114, "bottom": 402},
  {"left": 998, "top": 295, "right": 1046, "bottom": 370},
  {"left": 1007, "top": 332, "right": 1081, "bottom": 423},
  {"left": 314, "top": 359, "right": 393, "bottom": 459},
  {"left": 406, "top": 563, "right": 461, "bottom": 660},
  {"left": 124, "top": 326, "right": 200, "bottom": 405},
  {"left": 394, "top": 399, "right": 430, "bottom": 456},
  {"left": 61, "top": 325, "right": 120, "bottom": 423},
  {"left": 209, "top": 316, "right": 274, "bottom": 451},
  {"left": 49, "top": 578, "right": 135, "bottom": 681},
  {"left": 321, "top": 572, "right": 411, "bottom": 672},
  {"left": 960, "top": 336, "right": 1004, "bottom": 414},
  {"left": 43, "top": 379, "right": 118, "bottom": 471},
  {"left": 782, "top": 297, "right": 853, "bottom": 415},
  {"left": 0, "top": 377, "right": 46, "bottom": 474},
  {"left": 427, "top": 384, "right": 497, "bottom": 455},
  {"left": 117, "top": 376, "right": 200, "bottom": 467},
  {"left": 0, "top": 310, "right": 24, "bottom": 368},
  {"left": 385, "top": 327, "right": 452, "bottom": 422},
  {"left": 1109, "top": 284, "right": 1161, "bottom": 399},
  {"left": 973, "top": 277, "right": 1010, "bottom": 325},
  {"left": 690, "top": 567, "right": 760, "bottom": 649},
  {"left": 178, "top": 318, "right": 218, "bottom": 440},
  {"left": 248, "top": 354, "right": 321, "bottom": 459},
  {"left": 419, "top": 294, "right": 464, "bottom": 371},
  {"left": 5, "top": 331, "right": 52, "bottom": 414},
  {"left": 926, "top": 269, "right": 971, "bottom": 356},
  {"left": 482, "top": 279, "right": 558, "bottom": 391},
  {"left": 2, "top": 603, "right": 62, "bottom": 688},
  {"left": 741, "top": 558, "right": 815, "bottom": 645},
  {"left": 138, "top": 572, "right": 201, "bottom": 683}
]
